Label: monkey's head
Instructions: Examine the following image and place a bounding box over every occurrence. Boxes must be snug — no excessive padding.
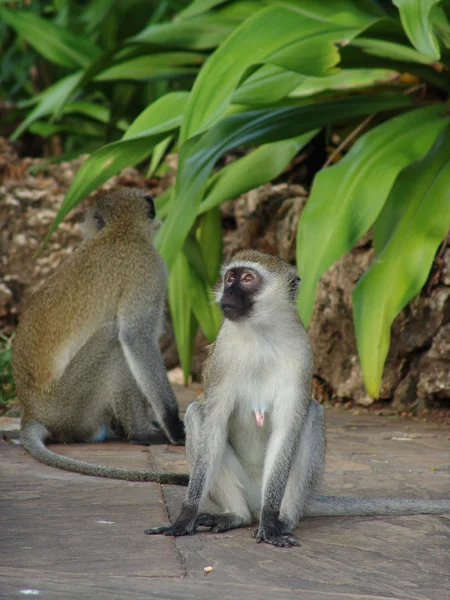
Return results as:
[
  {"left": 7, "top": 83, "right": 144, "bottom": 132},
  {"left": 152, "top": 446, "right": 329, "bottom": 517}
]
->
[
  {"left": 82, "top": 188, "right": 157, "bottom": 238},
  {"left": 217, "top": 250, "right": 301, "bottom": 322}
]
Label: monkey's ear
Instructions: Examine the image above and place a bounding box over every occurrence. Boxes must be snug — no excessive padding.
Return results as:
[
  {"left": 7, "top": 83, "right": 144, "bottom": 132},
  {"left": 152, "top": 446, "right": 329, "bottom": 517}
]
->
[
  {"left": 144, "top": 194, "right": 156, "bottom": 220},
  {"left": 94, "top": 212, "right": 105, "bottom": 230}
]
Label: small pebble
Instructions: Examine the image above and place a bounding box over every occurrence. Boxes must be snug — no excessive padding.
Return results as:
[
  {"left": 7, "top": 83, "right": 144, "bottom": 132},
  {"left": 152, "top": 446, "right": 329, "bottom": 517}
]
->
[{"left": 204, "top": 566, "right": 214, "bottom": 576}]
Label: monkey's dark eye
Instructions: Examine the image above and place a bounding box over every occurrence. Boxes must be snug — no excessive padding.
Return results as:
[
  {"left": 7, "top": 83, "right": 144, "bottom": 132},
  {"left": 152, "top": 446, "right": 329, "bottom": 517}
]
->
[
  {"left": 94, "top": 212, "right": 105, "bottom": 230},
  {"left": 242, "top": 273, "right": 254, "bottom": 283},
  {"left": 226, "top": 271, "right": 235, "bottom": 283},
  {"left": 144, "top": 194, "right": 156, "bottom": 220}
]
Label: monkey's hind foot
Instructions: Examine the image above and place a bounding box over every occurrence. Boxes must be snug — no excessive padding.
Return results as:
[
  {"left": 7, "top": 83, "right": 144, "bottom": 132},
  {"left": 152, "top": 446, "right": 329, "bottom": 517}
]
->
[
  {"left": 253, "top": 525, "right": 300, "bottom": 548},
  {"left": 195, "top": 512, "right": 246, "bottom": 533},
  {"left": 145, "top": 517, "right": 196, "bottom": 537}
]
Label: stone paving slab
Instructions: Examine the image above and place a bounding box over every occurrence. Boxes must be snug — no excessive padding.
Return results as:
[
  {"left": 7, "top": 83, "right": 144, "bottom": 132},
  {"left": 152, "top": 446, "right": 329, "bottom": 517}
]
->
[{"left": 1, "top": 385, "right": 449, "bottom": 600}]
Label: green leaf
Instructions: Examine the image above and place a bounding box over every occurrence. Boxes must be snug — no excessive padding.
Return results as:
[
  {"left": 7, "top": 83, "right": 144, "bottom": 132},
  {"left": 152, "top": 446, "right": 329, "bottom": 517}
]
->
[
  {"left": 46, "top": 92, "right": 188, "bottom": 241},
  {"left": 94, "top": 53, "right": 204, "bottom": 81},
  {"left": 233, "top": 64, "right": 304, "bottom": 105},
  {"left": 180, "top": 5, "right": 374, "bottom": 140},
  {"left": 147, "top": 136, "right": 173, "bottom": 178},
  {"left": 197, "top": 207, "right": 223, "bottom": 286},
  {"left": 0, "top": 6, "right": 100, "bottom": 68},
  {"left": 158, "top": 93, "right": 411, "bottom": 269},
  {"left": 168, "top": 253, "right": 195, "bottom": 382},
  {"left": 186, "top": 261, "right": 221, "bottom": 342},
  {"left": 296, "top": 104, "right": 450, "bottom": 327},
  {"left": 11, "top": 72, "right": 83, "bottom": 140},
  {"left": 351, "top": 36, "right": 436, "bottom": 64},
  {"left": 199, "top": 130, "right": 319, "bottom": 214},
  {"left": 279, "top": 0, "right": 384, "bottom": 25},
  {"left": 393, "top": 0, "right": 442, "bottom": 61},
  {"left": 178, "top": 0, "right": 231, "bottom": 19},
  {"left": 123, "top": 91, "right": 188, "bottom": 138},
  {"left": 129, "top": 3, "right": 258, "bottom": 50},
  {"left": 288, "top": 68, "right": 397, "bottom": 97},
  {"left": 353, "top": 125, "right": 450, "bottom": 397}
]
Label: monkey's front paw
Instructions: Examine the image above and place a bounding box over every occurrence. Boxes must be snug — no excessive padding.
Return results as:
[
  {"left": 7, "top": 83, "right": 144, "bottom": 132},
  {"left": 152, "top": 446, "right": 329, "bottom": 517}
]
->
[
  {"left": 145, "top": 518, "right": 196, "bottom": 537},
  {"left": 253, "top": 526, "right": 300, "bottom": 548}
]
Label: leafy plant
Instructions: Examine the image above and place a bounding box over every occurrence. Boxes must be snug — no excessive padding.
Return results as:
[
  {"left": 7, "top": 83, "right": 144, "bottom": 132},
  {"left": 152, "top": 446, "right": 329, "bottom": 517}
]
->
[
  {"left": 0, "top": 335, "right": 16, "bottom": 412},
  {"left": 9, "top": 0, "right": 450, "bottom": 396}
]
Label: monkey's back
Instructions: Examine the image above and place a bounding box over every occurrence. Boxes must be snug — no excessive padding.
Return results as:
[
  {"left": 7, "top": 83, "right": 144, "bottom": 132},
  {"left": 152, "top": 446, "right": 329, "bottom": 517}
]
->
[{"left": 13, "top": 226, "right": 165, "bottom": 407}]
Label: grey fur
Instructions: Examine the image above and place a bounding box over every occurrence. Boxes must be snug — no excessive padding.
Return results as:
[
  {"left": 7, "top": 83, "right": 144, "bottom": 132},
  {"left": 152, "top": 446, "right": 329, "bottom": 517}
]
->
[
  {"left": 146, "top": 250, "right": 449, "bottom": 546},
  {"left": 13, "top": 188, "right": 185, "bottom": 482}
]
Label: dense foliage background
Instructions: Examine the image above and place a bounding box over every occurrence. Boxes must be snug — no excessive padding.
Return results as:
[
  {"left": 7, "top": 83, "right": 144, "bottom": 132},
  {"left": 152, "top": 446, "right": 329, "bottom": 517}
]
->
[{"left": 2, "top": 0, "right": 450, "bottom": 401}]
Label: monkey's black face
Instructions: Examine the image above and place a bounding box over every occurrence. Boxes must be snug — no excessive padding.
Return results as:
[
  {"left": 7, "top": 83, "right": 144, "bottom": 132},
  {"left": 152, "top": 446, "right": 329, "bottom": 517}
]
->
[{"left": 220, "top": 267, "right": 261, "bottom": 321}]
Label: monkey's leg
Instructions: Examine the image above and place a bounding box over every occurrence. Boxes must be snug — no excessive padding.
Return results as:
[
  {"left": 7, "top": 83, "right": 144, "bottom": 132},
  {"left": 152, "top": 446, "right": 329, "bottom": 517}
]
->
[
  {"left": 102, "top": 345, "right": 165, "bottom": 445},
  {"left": 279, "top": 399, "right": 326, "bottom": 532},
  {"left": 187, "top": 402, "right": 253, "bottom": 533},
  {"left": 147, "top": 402, "right": 252, "bottom": 536}
]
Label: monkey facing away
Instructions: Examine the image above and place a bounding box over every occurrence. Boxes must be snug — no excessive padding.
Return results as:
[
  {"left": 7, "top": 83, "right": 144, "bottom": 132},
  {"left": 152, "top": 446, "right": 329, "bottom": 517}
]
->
[
  {"left": 13, "top": 188, "right": 187, "bottom": 484},
  {"left": 146, "top": 250, "right": 450, "bottom": 547}
]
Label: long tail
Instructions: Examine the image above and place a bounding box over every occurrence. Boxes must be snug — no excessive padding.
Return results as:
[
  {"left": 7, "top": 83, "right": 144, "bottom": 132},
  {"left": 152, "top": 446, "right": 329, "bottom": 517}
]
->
[
  {"left": 20, "top": 421, "right": 189, "bottom": 485},
  {"left": 307, "top": 495, "right": 450, "bottom": 517}
]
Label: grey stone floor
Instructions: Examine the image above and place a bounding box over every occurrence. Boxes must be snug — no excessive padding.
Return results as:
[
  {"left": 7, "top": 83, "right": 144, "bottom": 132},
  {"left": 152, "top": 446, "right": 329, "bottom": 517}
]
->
[{"left": 1, "top": 385, "right": 449, "bottom": 600}]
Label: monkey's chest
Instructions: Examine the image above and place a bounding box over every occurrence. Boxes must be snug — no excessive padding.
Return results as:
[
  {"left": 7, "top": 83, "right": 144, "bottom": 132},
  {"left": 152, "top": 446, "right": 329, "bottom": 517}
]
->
[{"left": 228, "top": 408, "right": 269, "bottom": 472}]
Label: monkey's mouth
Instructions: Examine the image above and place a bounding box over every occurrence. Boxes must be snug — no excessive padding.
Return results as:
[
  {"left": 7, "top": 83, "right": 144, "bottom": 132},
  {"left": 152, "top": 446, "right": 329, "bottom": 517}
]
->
[{"left": 220, "top": 302, "right": 246, "bottom": 321}]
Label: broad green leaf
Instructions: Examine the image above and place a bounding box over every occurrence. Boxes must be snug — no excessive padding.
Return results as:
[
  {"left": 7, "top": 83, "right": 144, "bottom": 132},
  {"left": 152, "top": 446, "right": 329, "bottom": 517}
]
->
[
  {"left": 296, "top": 104, "right": 450, "bottom": 327},
  {"left": 199, "top": 130, "right": 319, "bottom": 214},
  {"left": 393, "top": 0, "right": 441, "bottom": 61},
  {"left": 11, "top": 72, "right": 83, "bottom": 140},
  {"left": 28, "top": 120, "right": 106, "bottom": 139},
  {"left": 181, "top": 5, "right": 373, "bottom": 141},
  {"left": 278, "top": 0, "right": 384, "bottom": 24},
  {"left": 0, "top": 6, "right": 100, "bottom": 68},
  {"left": 288, "top": 68, "right": 397, "bottom": 97},
  {"left": 158, "top": 93, "right": 411, "bottom": 269},
  {"left": 186, "top": 262, "right": 221, "bottom": 342},
  {"left": 168, "top": 253, "right": 195, "bottom": 382},
  {"left": 351, "top": 36, "right": 436, "bottom": 64},
  {"left": 47, "top": 93, "right": 188, "bottom": 241},
  {"left": 432, "top": 6, "right": 450, "bottom": 47},
  {"left": 129, "top": 3, "right": 258, "bottom": 50},
  {"left": 197, "top": 207, "right": 223, "bottom": 286},
  {"left": 60, "top": 102, "right": 128, "bottom": 130},
  {"left": 147, "top": 136, "right": 173, "bottom": 178},
  {"left": 123, "top": 91, "right": 188, "bottom": 138},
  {"left": 179, "top": 0, "right": 231, "bottom": 19},
  {"left": 353, "top": 126, "right": 450, "bottom": 397},
  {"left": 94, "top": 53, "right": 204, "bottom": 81},
  {"left": 340, "top": 45, "right": 450, "bottom": 92},
  {"left": 233, "top": 65, "right": 304, "bottom": 105},
  {"left": 234, "top": 64, "right": 396, "bottom": 105}
]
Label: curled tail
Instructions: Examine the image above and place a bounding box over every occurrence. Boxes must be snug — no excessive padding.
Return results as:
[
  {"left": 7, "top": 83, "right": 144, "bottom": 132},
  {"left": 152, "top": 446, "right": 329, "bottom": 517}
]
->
[
  {"left": 20, "top": 421, "right": 189, "bottom": 485},
  {"left": 307, "top": 495, "right": 450, "bottom": 517}
]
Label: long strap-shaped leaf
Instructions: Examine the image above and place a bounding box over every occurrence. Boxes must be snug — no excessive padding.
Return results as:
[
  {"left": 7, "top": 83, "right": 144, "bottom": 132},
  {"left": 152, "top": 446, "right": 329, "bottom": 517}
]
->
[
  {"left": 157, "top": 93, "right": 411, "bottom": 269},
  {"left": 296, "top": 104, "right": 450, "bottom": 326},
  {"left": 393, "top": 0, "right": 442, "bottom": 61},
  {"left": 180, "top": 4, "right": 378, "bottom": 140},
  {"left": 45, "top": 92, "right": 188, "bottom": 243},
  {"left": 353, "top": 125, "right": 450, "bottom": 397},
  {"left": 0, "top": 6, "right": 100, "bottom": 69}
]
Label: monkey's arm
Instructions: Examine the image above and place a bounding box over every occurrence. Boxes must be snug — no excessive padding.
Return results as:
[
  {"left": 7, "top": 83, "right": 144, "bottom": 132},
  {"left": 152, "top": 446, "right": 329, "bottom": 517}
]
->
[
  {"left": 256, "top": 402, "right": 306, "bottom": 547},
  {"left": 119, "top": 320, "right": 185, "bottom": 445},
  {"left": 145, "top": 406, "right": 228, "bottom": 536}
]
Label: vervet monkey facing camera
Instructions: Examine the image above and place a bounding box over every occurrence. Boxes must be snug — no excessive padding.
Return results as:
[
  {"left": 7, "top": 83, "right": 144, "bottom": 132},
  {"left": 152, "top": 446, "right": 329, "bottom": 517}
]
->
[
  {"left": 146, "top": 250, "right": 450, "bottom": 547},
  {"left": 13, "top": 188, "right": 187, "bottom": 484}
]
